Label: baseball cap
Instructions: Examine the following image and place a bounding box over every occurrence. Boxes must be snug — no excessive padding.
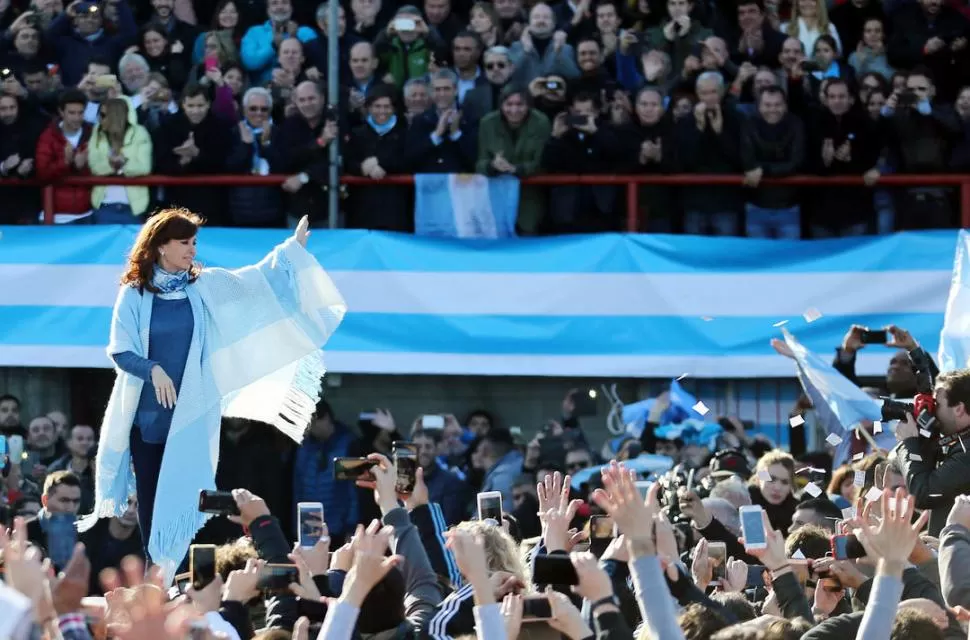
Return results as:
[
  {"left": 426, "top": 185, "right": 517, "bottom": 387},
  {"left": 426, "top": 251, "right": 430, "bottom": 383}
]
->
[{"left": 709, "top": 449, "right": 751, "bottom": 480}]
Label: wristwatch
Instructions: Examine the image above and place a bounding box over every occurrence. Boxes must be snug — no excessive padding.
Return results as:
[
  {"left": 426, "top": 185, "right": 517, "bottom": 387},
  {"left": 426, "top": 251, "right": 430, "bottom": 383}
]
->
[{"left": 589, "top": 595, "right": 620, "bottom": 615}]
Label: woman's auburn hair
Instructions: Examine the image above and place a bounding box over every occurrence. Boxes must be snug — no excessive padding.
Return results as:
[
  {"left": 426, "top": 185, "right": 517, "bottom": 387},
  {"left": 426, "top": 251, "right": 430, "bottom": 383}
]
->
[{"left": 121, "top": 208, "right": 204, "bottom": 292}]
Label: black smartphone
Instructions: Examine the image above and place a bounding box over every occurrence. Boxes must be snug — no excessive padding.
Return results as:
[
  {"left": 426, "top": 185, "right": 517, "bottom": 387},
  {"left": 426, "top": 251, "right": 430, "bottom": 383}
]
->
[
  {"left": 532, "top": 554, "right": 580, "bottom": 585},
  {"left": 522, "top": 596, "right": 553, "bottom": 620},
  {"left": 257, "top": 563, "right": 300, "bottom": 594},
  {"left": 393, "top": 442, "right": 417, "bottom": 494},
  {"left": 190, "top": 544, "right": 217, "bottom": 590},
  {"left": 565, "top": 114, "right": 590, "bottom": 128},
  {"left": 588, "top": 514, "right": 614, "bottom": 556},
  {"left": 571, "top": 390, "right": 597, "bottom": 417},
  {"left": 333, "top": 457, "right": 377, "bottom": 481},
  {"left": 799, "top": 60, "right": 820, "bottom": 73},
  {"left": 198, "top": 490, "right": 240, "bottom": 516},
  {"left": 831, "top": 534, "right": 867, "bottom": 560},
  {"left": 860, "top": 329, "right": 888, "bottom": 344}
]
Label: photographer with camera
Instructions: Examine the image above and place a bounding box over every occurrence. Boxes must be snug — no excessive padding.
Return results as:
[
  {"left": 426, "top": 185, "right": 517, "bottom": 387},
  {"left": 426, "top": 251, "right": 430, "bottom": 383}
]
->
[{"left": 891, "top": 368, "right": 970, "bottom": 536}]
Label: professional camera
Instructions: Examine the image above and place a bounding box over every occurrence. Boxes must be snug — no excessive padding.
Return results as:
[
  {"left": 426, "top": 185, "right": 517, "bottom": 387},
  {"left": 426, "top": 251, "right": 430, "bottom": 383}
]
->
[{"left": 880, "top": 347, "right": 937, "bottom": 433}]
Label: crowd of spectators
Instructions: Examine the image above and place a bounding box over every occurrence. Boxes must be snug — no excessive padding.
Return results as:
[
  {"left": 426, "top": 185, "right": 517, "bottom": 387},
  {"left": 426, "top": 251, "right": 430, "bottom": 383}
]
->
[
  {"left": 6, "top": 333, "right": 970, "bottom": 639},
  {"left": 0, "top": 0, "right": 968, "bottom": 234}
]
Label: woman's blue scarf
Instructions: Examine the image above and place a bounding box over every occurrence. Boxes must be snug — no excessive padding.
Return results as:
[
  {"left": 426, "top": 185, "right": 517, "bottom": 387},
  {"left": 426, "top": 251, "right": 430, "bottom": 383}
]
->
[
  {"left": 812, "top": 62, "right": 841, "bottom": 80},
  {"left": 151, "top": 266, "right": 189, "bottom": 300},
  {"left": 367, "top": 114, "right": 398, "bottom": 136}
]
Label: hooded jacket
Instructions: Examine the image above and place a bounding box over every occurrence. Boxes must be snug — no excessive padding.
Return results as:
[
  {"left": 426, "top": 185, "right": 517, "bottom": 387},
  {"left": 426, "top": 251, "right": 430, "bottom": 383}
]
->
[{"left": 88, "top": 97, "right": 153, "bottom": 215}]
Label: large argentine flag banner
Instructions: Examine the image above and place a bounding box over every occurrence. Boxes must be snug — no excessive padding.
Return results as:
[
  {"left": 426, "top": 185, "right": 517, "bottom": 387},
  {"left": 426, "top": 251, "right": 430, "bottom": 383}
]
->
[
  {"left": 0, "top": 228, "right": 957, "bottom": 377},
  {"left": 414, "top": 173, "right": 519, "bottom": 238}
]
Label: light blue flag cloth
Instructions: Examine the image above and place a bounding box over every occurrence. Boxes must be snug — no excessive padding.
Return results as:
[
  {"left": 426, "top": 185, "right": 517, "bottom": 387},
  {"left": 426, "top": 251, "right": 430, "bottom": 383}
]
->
[
  {"left": 570, "top": 454, "right": 675, "bottom": 489},
  {"left": 939, "top": 229, "right": 970, "bottom": 373},
  {"left": 414, "top": 173, "right": 519, "bottom": 238},
  {"left": 782, "top": 328, "right": 882, "bottom": 444},
  {"left": 622, "top": 399, "right": 655, "bottom": 438},
  {"left": 668, "top": 379, "right": 708, "bottom": 422}
]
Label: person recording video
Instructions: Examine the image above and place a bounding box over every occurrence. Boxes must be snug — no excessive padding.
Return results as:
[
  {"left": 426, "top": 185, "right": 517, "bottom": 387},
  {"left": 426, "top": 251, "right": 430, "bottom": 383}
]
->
[{"left": 891, "top": 368, "right": 970, "bottom": 536}]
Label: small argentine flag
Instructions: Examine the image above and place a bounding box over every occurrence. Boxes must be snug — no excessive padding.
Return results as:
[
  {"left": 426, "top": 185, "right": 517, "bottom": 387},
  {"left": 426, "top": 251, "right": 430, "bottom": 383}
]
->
[{"left": 414, "top": 173, "right": 519, "bottom": 239}]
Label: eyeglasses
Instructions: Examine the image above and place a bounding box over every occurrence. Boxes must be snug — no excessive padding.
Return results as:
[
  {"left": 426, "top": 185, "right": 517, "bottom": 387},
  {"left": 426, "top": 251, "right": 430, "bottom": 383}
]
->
[
  {"left": 485, "top": 62, "right": 507, "bottom": 70},
  {"left": 248, "top": 106, "right": 270, "bottom": 112}
]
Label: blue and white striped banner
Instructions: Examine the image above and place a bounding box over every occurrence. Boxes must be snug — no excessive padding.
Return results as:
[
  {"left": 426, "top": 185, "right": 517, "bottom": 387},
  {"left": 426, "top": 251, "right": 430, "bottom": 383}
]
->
[{"left": 0, "top": 227, "right": 958, "bottom": 377}]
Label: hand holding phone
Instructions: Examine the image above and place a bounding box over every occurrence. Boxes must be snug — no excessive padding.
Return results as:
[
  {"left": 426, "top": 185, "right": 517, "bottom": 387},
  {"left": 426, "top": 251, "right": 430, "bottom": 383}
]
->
[
  {"left": 198, "top": 490, "right": 240, "bottom": 516},
  {"left": 333, "top": 457, "right": 377, "bottom": 481},
  {"left": 739, "top": 505, "right": 767, "bottom": 551},
  {"left": 830, "top": 533, "right": 866, "bottom": 560},
  {"left": 532, "top": 554, "right": 579, "bottom": 585},
  {"left": 298, "top": 502, "right": 325, "bottom": 548},
  {"left": 190, "top": 544, "right": 217, "bottom": 590},
  {"left": 861, "top": 329, "right": 888, "bottom": 344}
]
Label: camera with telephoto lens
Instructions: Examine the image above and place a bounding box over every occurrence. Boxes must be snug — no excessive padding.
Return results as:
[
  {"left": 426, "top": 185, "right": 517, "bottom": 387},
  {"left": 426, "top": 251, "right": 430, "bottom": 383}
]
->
[
  {"left": 658, "top": 463, "right": 708, "bottom": 521},
  {"left": 880, "top": 347, "right": 937, "bottom": 434}
]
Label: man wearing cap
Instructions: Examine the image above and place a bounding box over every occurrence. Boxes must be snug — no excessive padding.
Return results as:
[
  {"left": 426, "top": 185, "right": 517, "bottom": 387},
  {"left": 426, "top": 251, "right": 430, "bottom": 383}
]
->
[{"left": 46, "top": 0, "right": 137, "bottom": 86}]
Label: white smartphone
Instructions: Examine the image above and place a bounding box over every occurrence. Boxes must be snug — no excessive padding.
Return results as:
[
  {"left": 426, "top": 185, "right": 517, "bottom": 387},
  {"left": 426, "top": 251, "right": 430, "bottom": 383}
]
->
[
  {"left": 739, "top": 505, "right": 767, "bottom": 550},
  {"left": 393, "top": 17, "right": 416, "bottom": 31},
  {"left": 421, "top": 415, "right": 445, "bottom": 430},
  {"left": 297, "top": 502, "right": 325, "bottom": 548},
  {"left": 477, "top": 491, "right": 503, "bottom": 522},
  {"left": 7, "top": 435, "right": 23, "bottom": 462}
]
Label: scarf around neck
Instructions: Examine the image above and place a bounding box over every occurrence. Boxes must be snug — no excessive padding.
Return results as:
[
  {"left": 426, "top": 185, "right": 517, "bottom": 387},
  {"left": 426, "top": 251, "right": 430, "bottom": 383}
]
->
[
  {"left": 151, "top": 266, "right": 190, "bottom": 299},
  {"left": 367, "top": 114, "right": 398, "bottom": 136}
]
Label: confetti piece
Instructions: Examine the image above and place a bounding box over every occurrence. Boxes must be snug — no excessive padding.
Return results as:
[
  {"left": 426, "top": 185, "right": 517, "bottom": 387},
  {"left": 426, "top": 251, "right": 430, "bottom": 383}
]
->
[
  {"left": 853, "top": 471, "right": 866, "bottom": 487},
  {"left": 692, "top": 401, "right": 710, "bottom": 416},
  {"left": 758, "top": 469, "right": 772, "bottom": 482},
  {"left": 796, "top": 466, "right": 826, "bottom": 475},
  {"left": 789, "top": 415, "right": 805, "bottom": 428},
  {"left": 865, "top": 487, "right": 883, "bottom": 502},
  {"left": 773, "top": 320, "right": 789, "bottom": 327},
  {"left": 804, "top": 483, "right": 822, "bottom": 497},
  {"left": 791, "top": 549, "right": 806, "bottom": 560},
  {"left": 676, "top": 373, "right": 689, "bottom": 381},
  {"left": 701, "top": 316, "right": 714, "bottom": 322},
  {"left": 920, "top": 429, "right": 932, "bottom": 438},
  {"left": 842, "top": 507, "right": 856, "bottom": 520},
  {"left": 930, "top": 493, "right": 943, "bottom": 497},
  {"left": 874, "top": 421, "right": 883, "bottom": 434},
  {"left": 961, "top": 438, "right": 966, "bottom": 453},
  {"left": 910, "top": 453, "right": 922, "bottom": 462},
  {"left": 803, "top": 308, "right": 822, "bottom": 323},
  {"left": 852, "top": 452, "right": 864, "bottom": 461},
  {"left": 826, "top": 433, "right": 843, "bottom": 447}
]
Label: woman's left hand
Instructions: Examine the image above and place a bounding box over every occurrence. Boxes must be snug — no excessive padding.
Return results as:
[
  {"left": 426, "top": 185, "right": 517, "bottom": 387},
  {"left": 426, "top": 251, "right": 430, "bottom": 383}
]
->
[{"left": 294, "top": 215, "right": 310, "bottom": 247}]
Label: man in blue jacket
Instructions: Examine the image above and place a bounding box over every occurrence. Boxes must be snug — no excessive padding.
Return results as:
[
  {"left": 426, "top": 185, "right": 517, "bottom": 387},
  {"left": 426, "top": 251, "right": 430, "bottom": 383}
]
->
[
  {"left": 241, "top": 0, "right": 318, "bottom": 85},
  {"left": 412, "top": 429, "right": 470, "bottom": 526},
  {"left": 46, "top": 0, "right": 137, "bottom": 87},
  {"left": 292, "top": 399, "right": 360, "bottom": 547}
]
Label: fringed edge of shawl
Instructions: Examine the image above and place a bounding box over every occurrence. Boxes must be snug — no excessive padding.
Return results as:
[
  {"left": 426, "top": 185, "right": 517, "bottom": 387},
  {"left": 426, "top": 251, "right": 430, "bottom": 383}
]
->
[
  {"left": 77, "top": 497, "right": 125, "bottom": 533},
  {"left": 271, "top": 349, "right": 326, "bottom": 444},
  {"left": 150, "top": 509, "right": 214, "bottom": 585}
]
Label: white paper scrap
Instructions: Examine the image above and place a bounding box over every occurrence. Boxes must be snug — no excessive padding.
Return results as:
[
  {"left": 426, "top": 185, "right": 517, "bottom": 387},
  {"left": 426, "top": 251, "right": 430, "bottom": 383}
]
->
[
  {"left": 853, "top": 471, "right": 866, "bottom": 487},
  {"left": 826, "top": 433, "right": 843, "bottom": 447},
  {"left": 804, "top": 483, "right": 822, "bottom": 497},
  {"left": 791, "top": 549, "right": 806, "bottom": 560},
  {"left": 874, "top": 421, "right": 883, "bottom": 434},
  {"left": 842, "top": 507, "right": 856, "bottom": 520},
  {"left": 865, "top": 487, "right": 883, "bottom": 502},
  {"left": 789, "top": 415, "right": 805, "bottom": 428},
  {"left": 693, "top": 401, "right": 710, "bottom": 416},
  {"left": 758, "top": 469, "right": 773, "bottom": 482},
  {"left": 803, "top": 308, "right": 822, "bottom": 323},
  {"left": 773, "top": 320, "right": 789, "bottom": 327}
]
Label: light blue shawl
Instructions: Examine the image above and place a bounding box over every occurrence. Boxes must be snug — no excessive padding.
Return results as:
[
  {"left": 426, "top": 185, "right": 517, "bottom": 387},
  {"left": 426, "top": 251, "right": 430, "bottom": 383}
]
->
[{"left": 80, "top": 237, "right": 346, "bottom": 582}]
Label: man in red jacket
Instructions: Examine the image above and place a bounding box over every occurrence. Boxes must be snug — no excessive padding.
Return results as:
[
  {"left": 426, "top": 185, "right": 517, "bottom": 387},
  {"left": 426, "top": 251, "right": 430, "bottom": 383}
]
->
[{"left": 35, "top": 89, "right": 93, "bottom": 224}]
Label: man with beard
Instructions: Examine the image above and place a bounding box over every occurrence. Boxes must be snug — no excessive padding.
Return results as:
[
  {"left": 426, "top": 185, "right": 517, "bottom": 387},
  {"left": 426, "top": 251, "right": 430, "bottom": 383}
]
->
[
  {"left": 412, "top": 429, "right": 469, "bottom": 525},
  {"left": 47, "top": 0, "right": 137, "bottom": 86},
  {"left": 508, "top": 3, "right": 579, "bottom": 83},
  {"left": 0, "top": 394, "right": 23, "bottom": 437}
]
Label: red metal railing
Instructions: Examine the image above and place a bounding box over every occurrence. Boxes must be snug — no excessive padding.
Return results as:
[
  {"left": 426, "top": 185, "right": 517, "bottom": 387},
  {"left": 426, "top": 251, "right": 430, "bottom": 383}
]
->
[{"left": 6, "top": 173, "right": 970, "bottom": 230}]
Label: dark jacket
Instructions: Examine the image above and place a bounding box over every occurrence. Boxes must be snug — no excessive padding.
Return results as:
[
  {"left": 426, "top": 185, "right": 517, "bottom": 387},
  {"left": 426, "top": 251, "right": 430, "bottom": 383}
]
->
[
  {"left": 344, "top": 117, "right": 411, "bottom": 231},
  {"left": 892, "top": 433, "right": 970, "bottom": 537},
  {"left": 46, "top": 2, "right": 138, "bottom": 86},
  {"left": 674, "top": 104, "right": 744, "bottom": 213},
  {"left": 292, "top": 422, "right": 360, "bottom": 539},
  {"left": 806, "top": 107, "right": 881, "bottom": 228},
  {"left": 616, "top": 115, "right": 677, "bottom": 230},
  {"left": 882, "top": 102, "right": 961, "bottom": 174},
  {"left": 740, "top": 112, "right": 805, "bottom": 208},
  {"left": 721, "top": 23, "right": 788, "bottom": 69},
  {"left": 404, "top": 108, "right": 477, "bottom": 173},
  {"left": 0, "top": 106, "right": 45, "bottom": 222},
  {"left": 888, "top": 3, "right": 970, "bottom": 97},
  {"left": 422, "top": 463, "right": 471, "bottom": 527},
  {"left": 266, "top": 113, "right": 335, "bottom": 224},
  {"left": 748, "top": 485, "right": 798, "bottom": 537},
  {"left": 79, "top": 519, "right": 144, "bottom": 595},
  {"left": 462, "top": 82, "right": 504, "bottom": 125},
  {"left": 152, "top": 110, "right": 232, "bottom": 223},
  {"left": 225, "top": 122, "right": 283, "bottom": 226}
]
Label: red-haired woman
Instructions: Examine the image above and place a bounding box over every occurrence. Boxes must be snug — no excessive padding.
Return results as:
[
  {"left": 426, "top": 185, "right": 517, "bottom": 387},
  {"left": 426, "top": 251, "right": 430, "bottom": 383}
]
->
[{"left": 84, "top": 209, "right": 346, "bottom": 580}]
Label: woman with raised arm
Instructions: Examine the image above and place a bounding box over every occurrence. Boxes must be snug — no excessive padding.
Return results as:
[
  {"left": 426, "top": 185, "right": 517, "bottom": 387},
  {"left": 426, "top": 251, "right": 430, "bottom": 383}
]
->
[{"left": 81, "top": 209, "right": 346, "bottom": 582}]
